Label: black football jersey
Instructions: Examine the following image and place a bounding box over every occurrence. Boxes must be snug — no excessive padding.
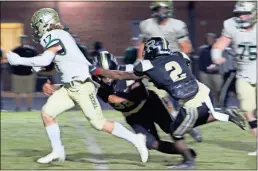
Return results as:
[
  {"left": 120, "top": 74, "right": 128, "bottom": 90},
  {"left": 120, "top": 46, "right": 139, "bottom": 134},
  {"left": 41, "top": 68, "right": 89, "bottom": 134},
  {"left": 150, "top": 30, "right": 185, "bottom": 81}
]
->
[
  {"left": 134, "top": 52, "right": 198, "bottom": 100},
  {"left": 94, "top": 65, "right": 149, "bottom": 113}
]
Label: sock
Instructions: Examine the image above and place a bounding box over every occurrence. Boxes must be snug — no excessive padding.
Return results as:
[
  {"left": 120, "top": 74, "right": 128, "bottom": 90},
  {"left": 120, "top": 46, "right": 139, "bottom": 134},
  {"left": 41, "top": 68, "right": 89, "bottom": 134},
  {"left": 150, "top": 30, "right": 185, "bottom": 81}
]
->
[
  {"left": 111, "top": 122, "right": 137, "bottom": 145},
  {"left": 158, "top": 141, "right": 196, "bottom": 157},
  {"left": 174, "top": 140, "right": 194, "bottom": 161},
  {"left": 45, "top": 123, "right": 63, "bottom": 152},
  {"left": 158, "top": 140, "right": 180, "bottom": 154}
]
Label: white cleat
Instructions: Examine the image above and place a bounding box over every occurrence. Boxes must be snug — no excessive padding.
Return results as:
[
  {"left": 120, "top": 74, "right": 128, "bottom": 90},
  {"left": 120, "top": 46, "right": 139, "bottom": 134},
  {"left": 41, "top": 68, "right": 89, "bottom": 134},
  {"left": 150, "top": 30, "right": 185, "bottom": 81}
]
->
[
  {"left": 135, "top": 133, "right": 149, "bottom": 163},
  {"left": 248, "top": 150, "right": 257, "bottom": 156},
  {"left": 37, "top": 146, "right": 65, "bottom": 164}
]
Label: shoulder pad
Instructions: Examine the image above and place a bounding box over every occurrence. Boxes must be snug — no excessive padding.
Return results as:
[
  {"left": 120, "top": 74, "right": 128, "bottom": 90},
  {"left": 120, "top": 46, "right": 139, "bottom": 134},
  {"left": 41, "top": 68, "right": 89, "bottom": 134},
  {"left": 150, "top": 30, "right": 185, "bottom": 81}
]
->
[
  {"left": 40, "top": 30, "right": 62, "bottom": 49},
  {"left": 133, "top": 60, "right": 153, "bottom": 76},
  {"left": 222, "top": 18, "right": 236, "bottom": 38}
]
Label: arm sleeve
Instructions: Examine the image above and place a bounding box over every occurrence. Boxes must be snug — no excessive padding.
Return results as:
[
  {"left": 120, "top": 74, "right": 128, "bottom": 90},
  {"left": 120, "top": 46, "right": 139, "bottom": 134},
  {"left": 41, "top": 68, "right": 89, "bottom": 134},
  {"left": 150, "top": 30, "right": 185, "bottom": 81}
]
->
[
  {"left": 18, "top": 50, "right": 55, "bottom": 67},
  {"left": 221, "top": 20, "right": 233, "bottom": 39}
]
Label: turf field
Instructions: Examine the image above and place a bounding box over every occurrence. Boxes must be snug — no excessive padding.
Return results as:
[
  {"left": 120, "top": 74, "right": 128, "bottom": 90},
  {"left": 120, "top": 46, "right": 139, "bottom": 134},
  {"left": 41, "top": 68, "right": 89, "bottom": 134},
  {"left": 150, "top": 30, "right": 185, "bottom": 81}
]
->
[{"left": 1, "top": 111, "right": 257, "bottom": 170}]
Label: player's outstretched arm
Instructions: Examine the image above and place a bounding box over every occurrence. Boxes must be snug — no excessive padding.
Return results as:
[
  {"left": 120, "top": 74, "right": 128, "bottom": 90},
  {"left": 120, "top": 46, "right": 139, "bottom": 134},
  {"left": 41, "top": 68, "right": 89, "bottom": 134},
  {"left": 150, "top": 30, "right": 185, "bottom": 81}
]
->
[
  {"left": 212, "top": 36, "right": 232, "bottom": 65},
  {"left": 92, "top": 67, "right": 143, "bottom": 80},
  {"left": 6, "top": 45, "right": 61, "bottom": 67}
]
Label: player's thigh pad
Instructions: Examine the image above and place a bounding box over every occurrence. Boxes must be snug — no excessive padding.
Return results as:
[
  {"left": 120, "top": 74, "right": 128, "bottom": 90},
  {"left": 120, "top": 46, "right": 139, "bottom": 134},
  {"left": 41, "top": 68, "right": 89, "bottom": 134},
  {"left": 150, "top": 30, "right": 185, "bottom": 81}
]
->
[
  {"left": 171, "top": 107, "right": 199, "bottom": 138},
  {"left": 68, "top": 81, "right": 105, "bottom": 130},
  {"left": 236, "top": 79, "right": 256, "bottom": 112},
  {"left": 42, "top": 87, "right": 75, "bottom": 117}
]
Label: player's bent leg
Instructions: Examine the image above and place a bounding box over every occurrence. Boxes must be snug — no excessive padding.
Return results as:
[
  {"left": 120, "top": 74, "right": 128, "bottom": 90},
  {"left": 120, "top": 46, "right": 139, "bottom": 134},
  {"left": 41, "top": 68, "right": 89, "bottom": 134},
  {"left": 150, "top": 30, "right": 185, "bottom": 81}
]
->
[
  {"left": 70, "top": 80, "right": 148, "bottom": 163},
  {"left": 168, "top": 108, "right": 198, "bottom": 168},
  {"left": 37, "top": 87, "right": 75, "bottom": 164}
]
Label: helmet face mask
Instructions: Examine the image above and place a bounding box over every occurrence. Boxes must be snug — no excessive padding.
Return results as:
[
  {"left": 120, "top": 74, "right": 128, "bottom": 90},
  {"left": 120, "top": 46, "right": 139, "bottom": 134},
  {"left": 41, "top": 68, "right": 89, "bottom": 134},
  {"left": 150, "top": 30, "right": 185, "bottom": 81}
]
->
[
  {"left": 30, "top": 8, "right": 60, "bottom": 43},
  {"left": 233, "top": 1, "right": 257, "bottom": 28},
  {"left": 150, "top": 1, "right": 172, "bottom": 23}
]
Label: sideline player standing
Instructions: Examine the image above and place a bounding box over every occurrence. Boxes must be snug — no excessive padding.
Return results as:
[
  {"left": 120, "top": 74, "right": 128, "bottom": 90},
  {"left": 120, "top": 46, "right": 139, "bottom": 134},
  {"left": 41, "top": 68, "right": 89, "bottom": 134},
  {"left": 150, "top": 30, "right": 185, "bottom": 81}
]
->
[
  {"left": 137, "top": 0, "right": 202, "bottom": 142},
  {"left": 212, "top": 0, "right": 257, "bottom": 156},
  {"left": 6, "top": 8, "right": 148, "bottom": 164}
]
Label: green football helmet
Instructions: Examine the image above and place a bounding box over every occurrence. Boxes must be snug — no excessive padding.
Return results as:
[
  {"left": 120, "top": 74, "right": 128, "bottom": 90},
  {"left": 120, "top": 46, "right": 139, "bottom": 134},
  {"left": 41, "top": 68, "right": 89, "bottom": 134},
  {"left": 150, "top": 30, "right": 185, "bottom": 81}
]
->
[
  {"left": 30, "top": 8, "right": 60, "bottom": 43},
  {"left": 150, "top": 1, "right": 173, "bottom": 23}
]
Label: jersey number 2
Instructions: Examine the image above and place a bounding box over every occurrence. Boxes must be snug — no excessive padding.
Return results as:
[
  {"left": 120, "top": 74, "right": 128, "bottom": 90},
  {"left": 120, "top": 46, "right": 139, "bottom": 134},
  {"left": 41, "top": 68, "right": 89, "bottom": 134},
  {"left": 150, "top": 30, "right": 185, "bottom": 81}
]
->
[{"left": 165, "top": 61, "right": 186, "bottom": 82}]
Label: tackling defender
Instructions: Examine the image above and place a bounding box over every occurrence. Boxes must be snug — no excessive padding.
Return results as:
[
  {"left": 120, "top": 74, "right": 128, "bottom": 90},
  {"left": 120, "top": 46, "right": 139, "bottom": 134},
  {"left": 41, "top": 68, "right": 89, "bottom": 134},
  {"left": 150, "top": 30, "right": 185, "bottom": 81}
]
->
[
  {"left": 43, "top": 50, "right": 197, "bottom": 157},
  {"left": 211, "top": 0, "right": 257, "bottom": 156},
  {"left": 137, "top": 0, "right": 202, "bottom": 142},
  {"left": 6, "top": 8, "right": 148, "bottom": 164},
  {"left": 91, "top": 37, "right": 246, "bottom": 168}
]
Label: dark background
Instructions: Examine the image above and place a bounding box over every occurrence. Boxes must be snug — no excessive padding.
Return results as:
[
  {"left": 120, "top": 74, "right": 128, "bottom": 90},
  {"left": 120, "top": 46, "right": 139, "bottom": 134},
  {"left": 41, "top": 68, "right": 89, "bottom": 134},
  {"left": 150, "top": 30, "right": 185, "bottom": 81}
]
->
[{"left": 1, "top": 1, "right": 235, "bottom": 55}]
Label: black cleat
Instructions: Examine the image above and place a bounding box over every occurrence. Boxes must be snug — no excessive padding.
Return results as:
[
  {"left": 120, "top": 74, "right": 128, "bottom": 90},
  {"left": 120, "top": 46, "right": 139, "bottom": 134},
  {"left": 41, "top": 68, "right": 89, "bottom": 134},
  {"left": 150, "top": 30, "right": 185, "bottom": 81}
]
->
[
  {"left": 189, "top": 148, "right": 197, "bottom": 158},
  {"left": 226, "top": 107, "right": 246, "bottom": 130},
  {"left": 167, "top": 160, "right": 195, "bottom": 169}
]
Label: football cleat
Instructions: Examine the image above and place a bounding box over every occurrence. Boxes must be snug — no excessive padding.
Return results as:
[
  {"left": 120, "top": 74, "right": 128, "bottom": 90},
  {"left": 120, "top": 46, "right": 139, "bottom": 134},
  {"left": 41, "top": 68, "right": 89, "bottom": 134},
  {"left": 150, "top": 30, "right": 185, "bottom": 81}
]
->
[
  {"left": 134, "top": 133, "right": 149, "bottom": 163},
  {"left": 37, "top": 146, "right": 65, "bottom": 164},
  {"left": 167, "top": 160, "right": 195, "bottom": 169},
  {"left": 226, "top": 107, "right": 246, "bottom": 130},
  {"left": 248, "top": 150, "right": 257, "bottom": 156}
]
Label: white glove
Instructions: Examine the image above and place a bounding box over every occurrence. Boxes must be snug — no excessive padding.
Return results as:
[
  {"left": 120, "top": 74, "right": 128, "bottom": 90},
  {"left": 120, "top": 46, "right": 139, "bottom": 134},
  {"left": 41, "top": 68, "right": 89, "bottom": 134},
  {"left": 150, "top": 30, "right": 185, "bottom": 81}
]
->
[{"left": 6, "top": 51, "right": 22, "bottom": 66}]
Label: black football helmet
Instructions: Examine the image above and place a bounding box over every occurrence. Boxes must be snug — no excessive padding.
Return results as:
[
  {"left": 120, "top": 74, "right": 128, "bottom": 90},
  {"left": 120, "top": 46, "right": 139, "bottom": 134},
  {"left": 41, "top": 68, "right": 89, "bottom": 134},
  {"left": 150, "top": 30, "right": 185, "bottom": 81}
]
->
[
  {"left": 96, "top": 50, "right": 118, "bottom": 70},
  {"left": 143, "top": 37, "right": 171, "bottom": 60}
]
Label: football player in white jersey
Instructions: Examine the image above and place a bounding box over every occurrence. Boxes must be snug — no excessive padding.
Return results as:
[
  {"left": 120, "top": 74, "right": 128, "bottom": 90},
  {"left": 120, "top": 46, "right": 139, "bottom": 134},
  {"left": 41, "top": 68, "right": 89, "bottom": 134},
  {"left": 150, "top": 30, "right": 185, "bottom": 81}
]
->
[
  {"left": 6, "top": 8, "right": 148, "bottom": 164},
  {"left": 212, "top": 0, "right": 257, "bottom": 156},
  {"left": 137, "top": 0, "right": 202, "bottom": 142}
]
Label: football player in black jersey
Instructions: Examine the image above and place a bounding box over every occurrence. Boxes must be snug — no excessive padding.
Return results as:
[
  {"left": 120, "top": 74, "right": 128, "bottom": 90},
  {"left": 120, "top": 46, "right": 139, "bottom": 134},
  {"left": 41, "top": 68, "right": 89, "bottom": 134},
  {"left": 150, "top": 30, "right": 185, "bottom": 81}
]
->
[
  {"left": 42, "top": 50, "right": 197, "bottom": 158},
  {"left": 91, "top": 37, "right": 246, "bottom": 168}
]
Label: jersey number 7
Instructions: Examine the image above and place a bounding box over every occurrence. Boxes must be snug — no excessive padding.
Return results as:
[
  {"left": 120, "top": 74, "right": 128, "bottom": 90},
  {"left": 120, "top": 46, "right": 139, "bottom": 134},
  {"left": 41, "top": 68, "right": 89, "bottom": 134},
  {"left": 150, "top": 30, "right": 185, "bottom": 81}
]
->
[{"left": 165, "top": 61, "right": 187, "bottom": 82}]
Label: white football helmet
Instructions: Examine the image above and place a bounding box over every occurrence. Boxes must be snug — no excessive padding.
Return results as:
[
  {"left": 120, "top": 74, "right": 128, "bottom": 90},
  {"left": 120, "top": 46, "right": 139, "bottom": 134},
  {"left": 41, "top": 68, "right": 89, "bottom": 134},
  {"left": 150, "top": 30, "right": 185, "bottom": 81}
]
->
[
  {"left": 233, "top": 0, "right": 257, "bottom": 28},
  {"left": 30, "top": 8, "right": 60, "bottom": 43}
]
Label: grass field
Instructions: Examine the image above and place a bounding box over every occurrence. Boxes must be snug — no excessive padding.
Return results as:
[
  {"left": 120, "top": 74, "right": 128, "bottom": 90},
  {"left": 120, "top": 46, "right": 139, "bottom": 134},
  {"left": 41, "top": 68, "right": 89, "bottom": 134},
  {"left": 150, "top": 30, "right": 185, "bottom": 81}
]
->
[{"left": 1, "top": 111, "right": 257, "bottom": 170}]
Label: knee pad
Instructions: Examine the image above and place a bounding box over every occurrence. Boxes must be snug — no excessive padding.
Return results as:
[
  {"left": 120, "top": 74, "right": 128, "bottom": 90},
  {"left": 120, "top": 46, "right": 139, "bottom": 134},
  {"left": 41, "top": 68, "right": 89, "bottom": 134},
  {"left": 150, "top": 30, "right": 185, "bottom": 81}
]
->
[
  {"left": 90, "top": 117, "right": 106, "bottom": 130},
  {"left": 248, "top": 120, "right": 257, "bottom": 129}
]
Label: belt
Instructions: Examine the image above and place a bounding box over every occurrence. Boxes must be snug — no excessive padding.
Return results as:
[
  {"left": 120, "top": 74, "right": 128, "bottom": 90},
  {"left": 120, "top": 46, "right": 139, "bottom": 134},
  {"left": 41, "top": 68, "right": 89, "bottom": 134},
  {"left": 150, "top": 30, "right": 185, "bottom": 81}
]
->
[{"left": 63, "top": 78, "right": 90, "bottom": 88}]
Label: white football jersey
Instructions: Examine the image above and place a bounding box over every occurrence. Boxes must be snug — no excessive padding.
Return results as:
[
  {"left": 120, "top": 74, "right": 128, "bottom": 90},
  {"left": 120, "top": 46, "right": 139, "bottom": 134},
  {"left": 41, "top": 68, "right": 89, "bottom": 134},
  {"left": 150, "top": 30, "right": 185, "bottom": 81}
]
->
[
  {"left": 139, "top": 18, "right": 190, "bottom": 52},
  {"left": 40, "top": 29, "right": 91, "bottom": 83},
  {"left": 222, "top": 17, "right": 257, "bottom": 84}
]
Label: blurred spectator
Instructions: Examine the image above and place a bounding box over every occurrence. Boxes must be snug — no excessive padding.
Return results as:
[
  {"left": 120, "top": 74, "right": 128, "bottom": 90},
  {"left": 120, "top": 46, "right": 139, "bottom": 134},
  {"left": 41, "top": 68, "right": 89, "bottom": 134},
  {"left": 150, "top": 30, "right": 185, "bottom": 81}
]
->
[
  {"left": 198, "top": 33, "right": 223, "bottom": 106},
  {"left": 11, "top": 35, "right": 38, "bottom": 111},
  {"left": 72, "top": 34, "right": 89, "bottom": 59},
  {"left": 90, "top": 41, "right": 105, "bottom": 65},
  {"left": 124, "top": 37, "right": 140, "bottom": 64},
  {"left": 219, "top": 45, "right": 237, "bottom": 107}
]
